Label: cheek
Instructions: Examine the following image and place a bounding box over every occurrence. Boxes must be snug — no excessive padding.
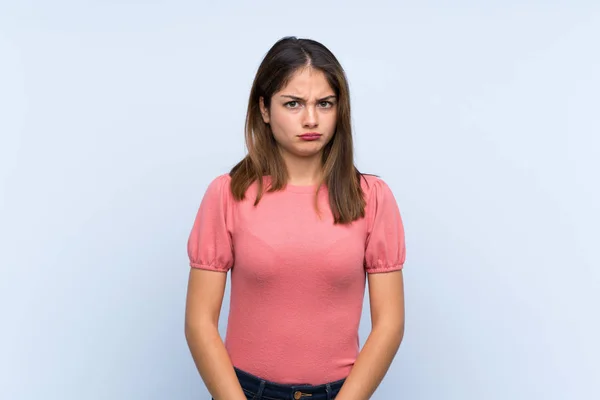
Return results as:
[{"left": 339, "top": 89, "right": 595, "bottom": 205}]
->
[
  {"left": 270, "top": 110, "right": 296, "bottom": 134},
  {"left": 323, "top": 111, "right": 338, "bottom": 132}
]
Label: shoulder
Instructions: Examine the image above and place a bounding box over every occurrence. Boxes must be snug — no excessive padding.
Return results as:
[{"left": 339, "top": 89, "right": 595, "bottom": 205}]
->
[
  {"left": 359, "top": 173, "right": 395, "bottom": 203},
  {"left": 360, "top": 174, "right": 402, "bottom": 227},
  {"left": 202, "top": 173, "right": 233, "bottom": 204},
  {"left": 208, "top": 173, "right": 232, "bottom": 186},
  {"left": 206, "top": 173, "right": 232, "bottom": 191}
]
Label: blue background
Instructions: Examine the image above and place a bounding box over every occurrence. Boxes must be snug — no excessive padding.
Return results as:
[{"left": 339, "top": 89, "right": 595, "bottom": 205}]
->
[{"left": 1, "top": 1, "right": 598, "bottom": 399}]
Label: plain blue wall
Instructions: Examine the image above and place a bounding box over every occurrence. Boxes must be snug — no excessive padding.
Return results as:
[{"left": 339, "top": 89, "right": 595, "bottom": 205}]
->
[{"left": 1, "top": 1, "right": 598, "bottom": 399}]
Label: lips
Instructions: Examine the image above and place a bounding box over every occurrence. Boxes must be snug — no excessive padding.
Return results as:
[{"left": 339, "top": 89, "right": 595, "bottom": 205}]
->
[{"left": 299, "top": 133, "right": 322, "bottom": 139}]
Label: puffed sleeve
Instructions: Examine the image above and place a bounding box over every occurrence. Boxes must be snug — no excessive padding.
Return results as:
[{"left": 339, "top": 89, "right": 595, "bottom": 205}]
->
[
  {"left": 187, "top": 174, "right": 234, "bottom": 272},
  {"left": 364, "top": 178, "right": 406, "bottom": 273}
]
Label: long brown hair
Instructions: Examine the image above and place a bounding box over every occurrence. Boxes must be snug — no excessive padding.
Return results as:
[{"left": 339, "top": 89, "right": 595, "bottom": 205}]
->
[{"left": 230, "top": 36, "right": 368, "bottom": 224}]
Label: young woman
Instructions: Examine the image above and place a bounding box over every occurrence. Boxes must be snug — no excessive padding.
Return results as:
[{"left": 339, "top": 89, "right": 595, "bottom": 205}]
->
[{"left": 185, "top": 36, "right": 406, "bottom": 400}]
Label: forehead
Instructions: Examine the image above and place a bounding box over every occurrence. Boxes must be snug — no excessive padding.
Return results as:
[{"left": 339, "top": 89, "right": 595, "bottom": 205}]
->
[{"left": 278, "top": 67, "right": 334, "bottom": 96}]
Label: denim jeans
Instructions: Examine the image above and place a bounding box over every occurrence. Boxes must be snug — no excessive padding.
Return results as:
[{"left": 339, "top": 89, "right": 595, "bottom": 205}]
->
[{"left": 212, "top": 366, "right": 347, "bottom": 400}]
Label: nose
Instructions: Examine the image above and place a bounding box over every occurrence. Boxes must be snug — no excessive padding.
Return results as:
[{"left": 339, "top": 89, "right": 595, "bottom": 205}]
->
[{"left": 302, "top": 105, "right": 318, "bottom": 128}]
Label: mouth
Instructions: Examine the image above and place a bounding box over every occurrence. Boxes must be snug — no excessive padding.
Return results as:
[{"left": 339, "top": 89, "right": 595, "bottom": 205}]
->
[{"left": 298, "top": 133, "right": 322, "bottom": 141}]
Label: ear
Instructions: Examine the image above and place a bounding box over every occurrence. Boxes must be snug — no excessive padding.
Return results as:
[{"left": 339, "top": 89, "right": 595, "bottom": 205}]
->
[{"left": 259, "top": 96, "right": 270, "bottom": 124}]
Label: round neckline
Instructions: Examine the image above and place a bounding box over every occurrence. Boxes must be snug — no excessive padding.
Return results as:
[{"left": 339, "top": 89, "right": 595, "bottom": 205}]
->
[
  {"left": 263, "top": 176, "right": 325, "bottom": 194},
  {"left": 284, "top": 182, "right": 323, "bottom": 193}
]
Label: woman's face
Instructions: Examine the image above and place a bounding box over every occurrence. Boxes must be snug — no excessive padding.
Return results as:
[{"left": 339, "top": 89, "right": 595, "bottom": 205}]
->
[{"left": 259, "top": 67, "right": 337, "bottom": 160}]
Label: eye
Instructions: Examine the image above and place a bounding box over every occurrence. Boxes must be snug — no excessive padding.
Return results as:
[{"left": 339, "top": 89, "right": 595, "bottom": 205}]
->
[
  {"left": 319, "top": 101, "right": 334, "bottom": 108},
  {"left": 285, "top": 101, "right": 300, "bottom": 108}
]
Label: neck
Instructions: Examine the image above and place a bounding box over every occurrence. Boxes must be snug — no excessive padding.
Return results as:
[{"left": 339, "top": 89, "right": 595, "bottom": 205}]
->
[{"left": 280, "top": 150, "right": 323, "bottom": 186}]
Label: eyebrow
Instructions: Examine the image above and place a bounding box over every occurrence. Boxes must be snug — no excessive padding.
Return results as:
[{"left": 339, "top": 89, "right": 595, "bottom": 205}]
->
[{"left": 279, "top": 95, "right": 337, "bottom": 102}]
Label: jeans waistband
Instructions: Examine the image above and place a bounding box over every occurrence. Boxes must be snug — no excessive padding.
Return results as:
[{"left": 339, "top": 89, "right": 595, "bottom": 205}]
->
[{"left": 234, "top": 367, "right": 346, "bottom": 400}]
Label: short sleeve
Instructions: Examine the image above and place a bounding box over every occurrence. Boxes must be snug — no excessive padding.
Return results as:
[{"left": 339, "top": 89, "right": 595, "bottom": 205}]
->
[
  {"left": 364, "top": 178, "right": 406, "bottom": 273},
  {"left": 187, "top": 174, "right": 234, "bottom": 272}
]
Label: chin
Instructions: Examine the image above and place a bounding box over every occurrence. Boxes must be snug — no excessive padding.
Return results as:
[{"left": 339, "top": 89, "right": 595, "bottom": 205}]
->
[{"left": 292, "top": 148, "right": 323, "bottom": 158}]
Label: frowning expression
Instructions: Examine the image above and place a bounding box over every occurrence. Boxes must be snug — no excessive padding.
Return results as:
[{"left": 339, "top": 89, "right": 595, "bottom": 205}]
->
[{"left": 260, "top": 67, "right": 338, "bottom": 159}]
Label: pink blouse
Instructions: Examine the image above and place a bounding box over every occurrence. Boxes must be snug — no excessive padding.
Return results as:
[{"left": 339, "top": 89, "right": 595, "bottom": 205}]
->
[{"left": 187, "top": 174, "right": 406, "bottom": 385}]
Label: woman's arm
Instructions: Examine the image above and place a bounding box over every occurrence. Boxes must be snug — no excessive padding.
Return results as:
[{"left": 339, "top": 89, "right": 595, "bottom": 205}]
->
[
  {"left": 336, "top": 270, "right": 405, "bottom": 400},
  {"left": 184, "top": 268, "right": 247, "bottom": 400}
]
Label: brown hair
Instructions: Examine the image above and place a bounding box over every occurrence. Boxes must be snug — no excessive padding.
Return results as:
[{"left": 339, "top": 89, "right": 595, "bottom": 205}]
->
[{"left": 230, "top": 36, "right": 368, "bottom": 224}]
